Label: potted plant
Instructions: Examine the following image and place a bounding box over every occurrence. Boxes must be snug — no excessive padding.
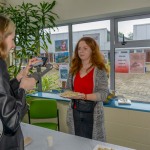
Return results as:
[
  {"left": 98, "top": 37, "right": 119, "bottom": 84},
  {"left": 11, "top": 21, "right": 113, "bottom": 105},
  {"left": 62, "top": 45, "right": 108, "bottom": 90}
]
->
[{"left": 0, "top": 1, "right": 58, "bottom": 78}]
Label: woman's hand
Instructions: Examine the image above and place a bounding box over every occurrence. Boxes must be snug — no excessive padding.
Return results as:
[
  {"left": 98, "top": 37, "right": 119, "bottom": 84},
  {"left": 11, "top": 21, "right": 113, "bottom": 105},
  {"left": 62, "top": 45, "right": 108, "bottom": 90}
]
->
[
  {"left": 71, "top": 93, "right": 86, "bottom": 100},
  {"left": 19, "top": 77, "right": 36, "bottom": 90},
  {"left": 16, "top": 58, "right": 42, "bottom": 82}
]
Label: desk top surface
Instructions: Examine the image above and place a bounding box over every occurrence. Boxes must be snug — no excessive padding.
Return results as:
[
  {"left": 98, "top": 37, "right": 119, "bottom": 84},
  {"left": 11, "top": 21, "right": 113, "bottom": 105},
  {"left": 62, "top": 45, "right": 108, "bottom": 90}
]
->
[{"left": 22, "top": 123, "right": 134, "bottom": 150}]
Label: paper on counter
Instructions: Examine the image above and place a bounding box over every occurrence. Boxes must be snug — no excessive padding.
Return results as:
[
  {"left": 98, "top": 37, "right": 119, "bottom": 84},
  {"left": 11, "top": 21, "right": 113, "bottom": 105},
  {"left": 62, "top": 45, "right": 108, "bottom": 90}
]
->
[
  {"left": 118, "top": 99, "right": 131, "bottom": 105},
  {"left": 24, "top": 137, "right": 32, "bottom": 147},
  {"left": 93, "top": 144, "right": 114, "bottom": 150},
  {"left": 47, "top": 136, "right": 53, "bottom": 147}
]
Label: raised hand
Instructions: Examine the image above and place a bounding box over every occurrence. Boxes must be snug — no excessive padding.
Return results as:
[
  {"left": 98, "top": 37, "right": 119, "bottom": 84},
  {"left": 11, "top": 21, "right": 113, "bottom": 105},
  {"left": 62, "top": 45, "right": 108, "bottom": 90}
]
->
[
  {"left": 16, "top": 58, "right": 42, "bottom": 82},
  {"left": 19, "top": 77, "right": 36, "bottom": 90}
]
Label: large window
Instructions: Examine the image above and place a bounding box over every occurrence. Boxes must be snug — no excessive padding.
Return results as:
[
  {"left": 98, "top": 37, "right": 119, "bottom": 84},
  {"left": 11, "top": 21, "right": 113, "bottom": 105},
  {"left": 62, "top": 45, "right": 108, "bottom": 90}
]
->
[
  {"left": 39, "top": 14, "right": 150, "bottom": 102},
  {"left": 114, "top": 15, "right": 150, "bottom": 102}
]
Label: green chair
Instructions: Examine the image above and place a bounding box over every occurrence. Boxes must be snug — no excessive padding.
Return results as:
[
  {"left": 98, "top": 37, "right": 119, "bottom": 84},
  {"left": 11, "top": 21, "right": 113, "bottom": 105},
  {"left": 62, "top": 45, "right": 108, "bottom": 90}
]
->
[{"left": 28, "top": 99, "right": 59, "bottom": 131}]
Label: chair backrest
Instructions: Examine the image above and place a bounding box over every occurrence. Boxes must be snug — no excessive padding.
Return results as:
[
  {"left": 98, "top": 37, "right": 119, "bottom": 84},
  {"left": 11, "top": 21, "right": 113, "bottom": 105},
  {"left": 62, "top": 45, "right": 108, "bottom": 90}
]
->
[{"left": 30, "top": 99, "right": 57, "bottom": 119}]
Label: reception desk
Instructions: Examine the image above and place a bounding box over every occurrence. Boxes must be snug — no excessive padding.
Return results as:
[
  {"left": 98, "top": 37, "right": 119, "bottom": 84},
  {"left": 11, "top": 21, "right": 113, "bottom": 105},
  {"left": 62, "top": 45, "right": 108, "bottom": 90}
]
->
[{"left": 22, "top": 123, "right": 134, "bottom": 150}]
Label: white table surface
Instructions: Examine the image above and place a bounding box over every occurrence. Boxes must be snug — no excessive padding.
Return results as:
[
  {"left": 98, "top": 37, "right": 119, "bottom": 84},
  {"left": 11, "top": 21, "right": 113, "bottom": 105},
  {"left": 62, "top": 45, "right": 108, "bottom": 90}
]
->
[{"left": 21, "top": 123, "right": 135, "bottom": 150}]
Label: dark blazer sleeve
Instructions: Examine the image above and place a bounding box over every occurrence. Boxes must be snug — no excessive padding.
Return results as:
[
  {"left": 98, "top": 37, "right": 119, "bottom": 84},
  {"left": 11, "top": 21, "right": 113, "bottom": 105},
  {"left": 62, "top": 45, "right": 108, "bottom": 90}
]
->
[
  {"left": 0, "top": 59, "right": 27, "bottom": 135},
  {"left": 10, "top": 78, "right": 20, "bottom": 97},
  {"left": 10, "top": 78, "right": 20, "bottom": 91}
]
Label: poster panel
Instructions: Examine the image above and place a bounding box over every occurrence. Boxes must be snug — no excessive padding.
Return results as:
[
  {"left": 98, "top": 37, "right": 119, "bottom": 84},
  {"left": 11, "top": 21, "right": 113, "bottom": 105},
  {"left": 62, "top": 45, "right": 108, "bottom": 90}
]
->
[
  {"left": 130, "top": 53, "right": 145, "bottom": 73},
  {"left": 54, "top": 52, "right": 69, "bottom": 63},
  {"left": 55, "top": 39, "right": 68, "bottom": 52},
  {"left": 59, "top": 64, "right": 69, "bottom": 81},
  {"left": 115, "top": 53, "right": 129, "bottom": 73}
]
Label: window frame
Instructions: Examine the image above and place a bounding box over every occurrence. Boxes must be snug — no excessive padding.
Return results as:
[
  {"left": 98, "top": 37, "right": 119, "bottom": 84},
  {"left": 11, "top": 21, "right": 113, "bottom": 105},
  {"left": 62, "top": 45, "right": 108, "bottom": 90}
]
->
[{"left": 49, "top": 13, "right": 150, "bottom": 102}]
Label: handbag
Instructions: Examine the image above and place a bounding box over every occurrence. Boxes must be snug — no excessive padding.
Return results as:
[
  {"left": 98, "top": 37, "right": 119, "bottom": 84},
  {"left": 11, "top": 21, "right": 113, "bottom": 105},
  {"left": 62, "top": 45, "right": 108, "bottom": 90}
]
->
[{"left": 72, "top": 99, "right": 97, "bottom": 113}]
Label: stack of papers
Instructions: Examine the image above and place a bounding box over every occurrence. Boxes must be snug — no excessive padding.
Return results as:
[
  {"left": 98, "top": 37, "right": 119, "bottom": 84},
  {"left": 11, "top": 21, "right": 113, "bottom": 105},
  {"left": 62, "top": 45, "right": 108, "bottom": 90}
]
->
[{"left": 118, "top": 99, "right": 131, "bottom": 105}]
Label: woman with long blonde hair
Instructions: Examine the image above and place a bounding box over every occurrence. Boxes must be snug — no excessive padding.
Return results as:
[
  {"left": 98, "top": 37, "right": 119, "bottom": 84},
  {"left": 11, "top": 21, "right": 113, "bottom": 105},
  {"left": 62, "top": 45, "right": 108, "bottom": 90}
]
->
[{"left": 0, "top": 15, "right": 40, "bottom": 150}]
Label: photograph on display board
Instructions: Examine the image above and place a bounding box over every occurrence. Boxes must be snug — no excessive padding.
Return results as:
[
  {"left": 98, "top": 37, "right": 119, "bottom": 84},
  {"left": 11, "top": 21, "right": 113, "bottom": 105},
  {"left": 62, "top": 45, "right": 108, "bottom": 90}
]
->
[
  {"left": 40, "top": 53, "right": 54, "bottom": 63},
  {"left": 83, "top": 33, "right": 100, "bottom": 46},
  {"left": 130, "top": 53, "right": 145, "bottom": 73},
  {"left": 55, "top": 39, "right": 68, "bottom": 52},
  {"left": 59, "top": 64, "right": 69, "bottom": 81},
  {"left": 54, "top": 52, "right": 69, "bottom": 63},
  {"left": 115, "top": 52, "right": 129, "bottom": 73}
]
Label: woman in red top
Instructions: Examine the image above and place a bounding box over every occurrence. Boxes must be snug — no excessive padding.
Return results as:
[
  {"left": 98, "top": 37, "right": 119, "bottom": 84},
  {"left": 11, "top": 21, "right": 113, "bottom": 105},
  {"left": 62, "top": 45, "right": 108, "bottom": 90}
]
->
[{"left": 66, "top": 37, "right": 108, "bottom": 141}]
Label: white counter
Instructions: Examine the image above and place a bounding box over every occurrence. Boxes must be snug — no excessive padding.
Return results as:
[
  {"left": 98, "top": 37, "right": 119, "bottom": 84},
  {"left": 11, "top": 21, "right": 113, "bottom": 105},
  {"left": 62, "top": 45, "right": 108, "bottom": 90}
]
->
[{"left": 21, "top": 123, "right": 134, "bottom": 150}]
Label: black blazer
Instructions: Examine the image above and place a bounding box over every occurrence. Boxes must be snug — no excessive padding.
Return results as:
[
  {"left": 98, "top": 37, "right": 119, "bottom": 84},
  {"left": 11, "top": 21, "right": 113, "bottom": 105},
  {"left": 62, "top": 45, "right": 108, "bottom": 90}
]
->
[{"left": 0, "top": 58, "right": 27, "bottom": 150}]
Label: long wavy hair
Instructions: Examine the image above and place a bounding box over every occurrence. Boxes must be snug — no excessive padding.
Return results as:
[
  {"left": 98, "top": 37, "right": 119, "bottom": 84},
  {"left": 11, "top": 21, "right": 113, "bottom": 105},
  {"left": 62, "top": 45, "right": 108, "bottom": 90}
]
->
[
  {"left": 0, "top": 15, "right": 16, "bottom": 59},
  {"left": 70, "top": 37, "right": 108, "bottom": 75}
]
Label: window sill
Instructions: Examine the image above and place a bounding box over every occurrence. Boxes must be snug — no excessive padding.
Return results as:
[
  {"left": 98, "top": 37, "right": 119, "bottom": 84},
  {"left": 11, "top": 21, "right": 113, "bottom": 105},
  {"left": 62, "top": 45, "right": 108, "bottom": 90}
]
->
[
  {"left": 104, "top": 99, "right": 150, "bottom": 112},
  {"left": 28, "top": 92, "right": 150, "bottom": 113}
]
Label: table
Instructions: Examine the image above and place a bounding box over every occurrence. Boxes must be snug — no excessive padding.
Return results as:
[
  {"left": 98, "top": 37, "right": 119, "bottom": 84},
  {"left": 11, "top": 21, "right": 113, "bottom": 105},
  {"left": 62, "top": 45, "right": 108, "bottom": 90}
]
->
[{"left": 22, "top": 123, "right": 134, "bottom": 150}]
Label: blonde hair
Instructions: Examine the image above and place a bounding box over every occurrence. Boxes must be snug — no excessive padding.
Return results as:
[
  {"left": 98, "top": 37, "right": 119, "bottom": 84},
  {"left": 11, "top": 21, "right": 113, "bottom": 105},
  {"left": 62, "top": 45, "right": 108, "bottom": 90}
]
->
[
  {"left": 70, "top": 37, "right": 108, "bottom": 75},
  {"left": 0, "top": 15, "right": 16, "bottom": 59}
]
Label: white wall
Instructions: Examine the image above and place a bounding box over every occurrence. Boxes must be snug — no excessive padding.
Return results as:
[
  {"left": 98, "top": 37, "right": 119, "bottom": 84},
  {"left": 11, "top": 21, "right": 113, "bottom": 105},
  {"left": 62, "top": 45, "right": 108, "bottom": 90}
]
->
[{"left": 6, "top": 0, "right": 150, "bottom": 24}]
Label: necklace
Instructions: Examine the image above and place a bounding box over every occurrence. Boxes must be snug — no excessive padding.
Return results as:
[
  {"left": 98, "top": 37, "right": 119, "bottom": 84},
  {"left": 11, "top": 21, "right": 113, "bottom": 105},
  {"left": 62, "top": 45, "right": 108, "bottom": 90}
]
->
[{"left": 81, "top": 64, "right": 93, "bottom": 73}]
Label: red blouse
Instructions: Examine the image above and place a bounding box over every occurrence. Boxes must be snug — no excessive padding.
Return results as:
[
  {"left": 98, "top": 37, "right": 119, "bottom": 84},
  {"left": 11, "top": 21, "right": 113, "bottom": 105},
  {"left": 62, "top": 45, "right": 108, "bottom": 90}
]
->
[{"left": 74, "top": 68, "right": 94, "bottom": 94}]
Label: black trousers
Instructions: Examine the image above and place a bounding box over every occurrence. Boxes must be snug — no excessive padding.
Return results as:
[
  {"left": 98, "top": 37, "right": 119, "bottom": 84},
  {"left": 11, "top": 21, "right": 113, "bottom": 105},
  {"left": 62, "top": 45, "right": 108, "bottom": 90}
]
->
[{"left": 73, "top": 109, "right": 94, "bottom": 139}]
